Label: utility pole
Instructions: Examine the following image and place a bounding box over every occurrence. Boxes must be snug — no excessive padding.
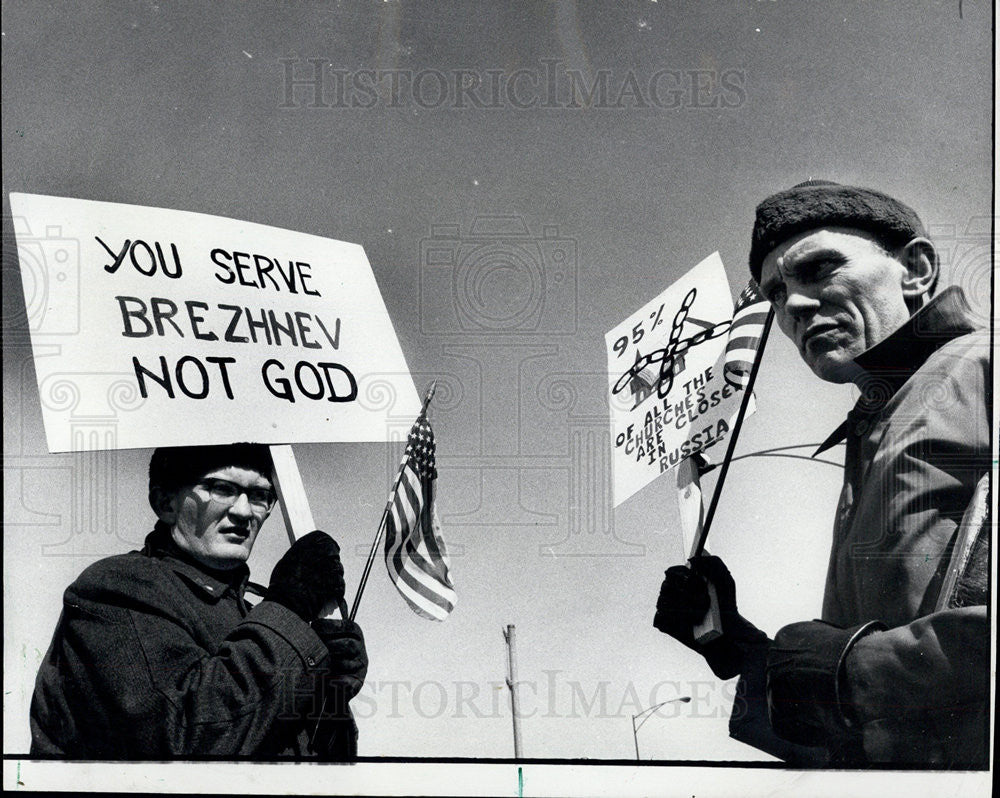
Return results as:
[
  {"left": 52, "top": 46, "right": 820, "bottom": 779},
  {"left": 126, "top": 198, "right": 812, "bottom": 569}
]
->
[{"left": 503, "top": 624, "right": 523, "bottom": 759}]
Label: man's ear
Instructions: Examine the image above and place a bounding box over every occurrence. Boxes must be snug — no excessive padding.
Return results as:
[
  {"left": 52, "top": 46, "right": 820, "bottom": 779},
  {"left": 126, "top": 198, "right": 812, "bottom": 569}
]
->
[
  {"left": 150, "top": 486, "right": 178, "bottom": 525},
  {"left": 898, "top": 237, "right": 939, "bottom": 306}
]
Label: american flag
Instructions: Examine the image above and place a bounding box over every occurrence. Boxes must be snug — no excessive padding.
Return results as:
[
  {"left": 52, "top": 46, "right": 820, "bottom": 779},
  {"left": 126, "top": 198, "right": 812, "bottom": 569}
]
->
[
  {"left": 723, "top": 281, "right": 770, "bottom": 389},
  {"left": 383, "top": 411, "right": 456, "bottom": 621}
]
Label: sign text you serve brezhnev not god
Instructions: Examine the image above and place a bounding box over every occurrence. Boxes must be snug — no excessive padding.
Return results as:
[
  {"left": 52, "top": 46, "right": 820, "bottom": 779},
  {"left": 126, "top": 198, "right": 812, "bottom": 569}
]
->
[{"left": 11, "top": 193, "right": 420, "bottom": 452}]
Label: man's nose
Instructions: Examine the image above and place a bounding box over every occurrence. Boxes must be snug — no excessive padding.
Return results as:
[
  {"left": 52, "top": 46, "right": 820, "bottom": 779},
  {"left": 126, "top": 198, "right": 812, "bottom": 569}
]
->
[
  {"left": 228, "top": 493, "right": 254, "bottom": 517},
  {"left": 783, "top": 285, "right": 821, "bottom": 320}
]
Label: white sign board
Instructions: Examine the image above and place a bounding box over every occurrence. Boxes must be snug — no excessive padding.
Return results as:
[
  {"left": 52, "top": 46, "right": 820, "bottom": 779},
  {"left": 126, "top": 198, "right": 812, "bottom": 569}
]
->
[
  {"left": 605, "top": 252, "right": 749, "bottom": 506},
  {"left": 10, "top": 193, "right": 421, "bottom": 452}
]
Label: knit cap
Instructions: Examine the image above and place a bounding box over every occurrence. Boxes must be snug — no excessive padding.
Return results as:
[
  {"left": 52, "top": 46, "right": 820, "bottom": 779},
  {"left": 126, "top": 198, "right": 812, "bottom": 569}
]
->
[{"left": 748, "top": 180, "right": 926, "bottom": 283}]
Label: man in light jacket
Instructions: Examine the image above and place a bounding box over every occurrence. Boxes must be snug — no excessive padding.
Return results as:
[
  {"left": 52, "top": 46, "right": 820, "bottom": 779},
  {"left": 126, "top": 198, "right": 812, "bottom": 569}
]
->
[{"left": 654, "top": 181, "right": 990, "bottom": 766}]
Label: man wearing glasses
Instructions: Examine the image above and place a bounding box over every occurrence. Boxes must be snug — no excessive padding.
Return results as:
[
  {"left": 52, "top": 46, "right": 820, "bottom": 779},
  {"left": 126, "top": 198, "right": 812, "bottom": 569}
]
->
[{"left": 29, "top": 443, "right": 368, "bottom": 759}]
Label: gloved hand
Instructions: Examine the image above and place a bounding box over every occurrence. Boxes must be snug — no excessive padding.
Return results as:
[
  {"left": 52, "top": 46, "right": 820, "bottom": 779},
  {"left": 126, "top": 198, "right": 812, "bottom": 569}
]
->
[
  {"left": 312, "top": 618, "right": 368, "bottom": 700},
  {"left": 653, "top": 555, "right": 769, "bottom": 679},
  {"left": 265, "top": 530, "right": 346, "bottom": 622},
  {"left": 766, "top": 619, "right": 885, "bottom": 748}
]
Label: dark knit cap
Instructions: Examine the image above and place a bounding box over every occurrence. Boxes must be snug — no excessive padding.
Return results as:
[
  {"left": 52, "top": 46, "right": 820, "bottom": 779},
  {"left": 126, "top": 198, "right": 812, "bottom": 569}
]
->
[
  {"left": 748, "top": 180, "right": 927, "bottom": 283},
  {"left": 148, "top": 442, "right": 273, "bottom": 497}
]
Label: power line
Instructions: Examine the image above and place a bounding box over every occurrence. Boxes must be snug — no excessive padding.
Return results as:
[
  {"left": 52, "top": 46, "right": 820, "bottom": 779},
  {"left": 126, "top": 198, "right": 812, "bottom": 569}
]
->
[
  {"left": 730, "top": 451, "right": 843, "bottom": 469},
  {"left": 700, "top": 442, "right": 845, "bottom": 472}
]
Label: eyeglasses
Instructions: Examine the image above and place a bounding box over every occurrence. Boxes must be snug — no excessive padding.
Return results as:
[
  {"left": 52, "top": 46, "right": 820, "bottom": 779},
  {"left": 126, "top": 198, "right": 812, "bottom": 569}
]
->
[{"left": 197, "top": 478, "right": 277, "bottom": 513}]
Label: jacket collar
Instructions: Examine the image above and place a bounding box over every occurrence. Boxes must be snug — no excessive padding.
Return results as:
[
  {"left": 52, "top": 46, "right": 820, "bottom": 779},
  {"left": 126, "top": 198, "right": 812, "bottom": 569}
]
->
[
  {"left": 814, "top": 287, "right": 977, "bottom": 456},
  {"left": 143, "top": 523, "right": 250, "bottom": 601}
]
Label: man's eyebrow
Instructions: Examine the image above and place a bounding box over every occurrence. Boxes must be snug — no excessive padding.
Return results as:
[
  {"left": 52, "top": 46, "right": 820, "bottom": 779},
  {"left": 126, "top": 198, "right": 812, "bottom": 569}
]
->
[
  {"left": 763, "top": 247, "right": 847, "bottom": 293},
  {"left": 785, "top": 247, "right": 848, "bottom": 275}
]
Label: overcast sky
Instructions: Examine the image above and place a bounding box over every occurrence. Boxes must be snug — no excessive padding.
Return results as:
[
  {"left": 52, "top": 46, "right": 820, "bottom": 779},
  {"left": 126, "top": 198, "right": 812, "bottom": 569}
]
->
[{"left": 2, "top": 0, "right": 993, "bottom": 787}]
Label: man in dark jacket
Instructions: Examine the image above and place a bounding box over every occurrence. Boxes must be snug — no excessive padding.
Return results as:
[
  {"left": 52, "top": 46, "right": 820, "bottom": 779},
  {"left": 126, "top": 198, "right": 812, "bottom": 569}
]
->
[
  {"left": 30, "top": 442, "right": 368, "bottom": 759},
  {"left": 654, "top": 182, "right": 990, "bottom": 766}
]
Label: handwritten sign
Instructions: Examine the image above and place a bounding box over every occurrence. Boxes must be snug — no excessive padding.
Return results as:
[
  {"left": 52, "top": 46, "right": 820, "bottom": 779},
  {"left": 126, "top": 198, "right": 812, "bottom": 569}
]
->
[
  {"left": 10, "top": 193, "right": 420, "bottom": 452},
  {"left": 606, "top": 252, "right": 749, "bottom": 506}
]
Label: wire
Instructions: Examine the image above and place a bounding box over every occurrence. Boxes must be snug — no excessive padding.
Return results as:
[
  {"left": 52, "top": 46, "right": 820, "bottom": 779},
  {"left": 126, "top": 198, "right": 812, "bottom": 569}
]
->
[
  {"left": 698, "top": 442, "right": 845, "bottom": 472},
  {"left": 730, "top": 452, "right": 843, "bottom": 469},
  {"left": 739, "top": 442, "right": 843, "bottom": 454}
]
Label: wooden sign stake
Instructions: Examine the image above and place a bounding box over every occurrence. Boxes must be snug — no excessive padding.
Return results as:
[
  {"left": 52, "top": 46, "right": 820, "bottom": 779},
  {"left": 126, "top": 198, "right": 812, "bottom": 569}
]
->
[{"left": 269, "top": 444, "right": 316, "bottom": 544}]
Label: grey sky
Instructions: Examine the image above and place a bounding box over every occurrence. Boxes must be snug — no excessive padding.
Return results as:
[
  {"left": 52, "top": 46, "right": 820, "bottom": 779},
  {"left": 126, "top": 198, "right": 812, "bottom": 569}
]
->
[{"left": 2, "top": 0, "right": 992, "bottom": 780}]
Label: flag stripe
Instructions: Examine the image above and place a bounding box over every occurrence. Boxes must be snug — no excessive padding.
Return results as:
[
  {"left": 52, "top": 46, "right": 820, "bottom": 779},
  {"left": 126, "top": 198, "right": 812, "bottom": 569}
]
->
[
  {"left": 392, "top": 561, "right": 454, "bottom": 617},
  {"left": 420, "top": 514, "right": 452, "bottom": 579},
  {"left": 394, "top": 497, "right": 416, "bottom": 541},
  {"left": 395, "top": 570, "right": 454, "bottom": 616},
  {"left": 387, "top": 540, "right": 449, "bottom": 601},
  {"left": 385, "top": 509, "right": 455, "bottom": 617},
  {"left": 404, "top": 527, "right": 451, "bottom": 582},
  {"left": 388, "top": 501, "right": 402, "bottom": 547},
  {"left": 726, "top": 335, "right": 763, "bottom": 351},
  {"left": 726, "top": 347, "right": 760, "bottom": 362},
  {"left": 382, "top": 411, "right": 456, "bottom": 621},
  {"left": 723, "top": 281, "right": 769, "bottom": 389},
  {"left": 400, "top": 558, "right": 457, "bottom": 606},
  {"left": 387, "top": 568, "right": 451, "bottom": 620},
  {"left": 399, "top": 523, "right": 453, "bottom": 596}
]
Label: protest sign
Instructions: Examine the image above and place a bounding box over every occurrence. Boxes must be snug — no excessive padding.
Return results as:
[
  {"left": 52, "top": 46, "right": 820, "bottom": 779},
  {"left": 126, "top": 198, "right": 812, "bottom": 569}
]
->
[
  {"left": 10, "top": 193, "right": 420, "bottom": 452},
  {"left": 605, "top": 252, "right": 750, "bottom": 507}
]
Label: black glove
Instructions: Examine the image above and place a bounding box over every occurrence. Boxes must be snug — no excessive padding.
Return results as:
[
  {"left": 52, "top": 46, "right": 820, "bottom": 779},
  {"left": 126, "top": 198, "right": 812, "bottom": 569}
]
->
[
  {"left": 265, "top": 530, "right": 346, "bottom": 622},
  {"left": 766, "top": 619, "right": 885, "bottom": 748},
  {"left": 653, "top": 555, "right": 769, "bottom": 679},
  {"left": 312, "top": 618, "right": 368, "bottom": 701}
]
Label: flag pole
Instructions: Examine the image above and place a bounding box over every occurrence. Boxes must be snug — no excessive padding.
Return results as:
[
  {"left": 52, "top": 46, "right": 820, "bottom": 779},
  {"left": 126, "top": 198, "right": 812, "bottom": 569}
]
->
[
  {"left": 690, "top": 308, "right": 774, "bottom": 558},
  {"left": 311, "top": 382, "right": 438, "bottom": 752},
  {"left": 349, "top": 381, "right": 437, "bottom": 622}
]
